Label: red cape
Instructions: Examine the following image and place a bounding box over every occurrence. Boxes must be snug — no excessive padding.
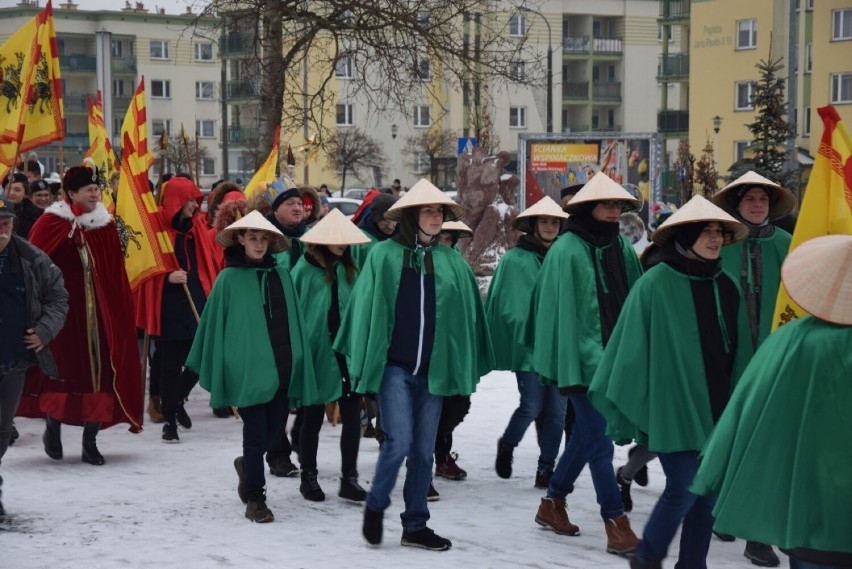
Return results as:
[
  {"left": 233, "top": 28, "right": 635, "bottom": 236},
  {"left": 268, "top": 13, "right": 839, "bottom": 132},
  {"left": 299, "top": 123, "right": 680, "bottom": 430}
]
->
[{"left": 18, "top": 204, "right": 144, "bottom": 432}]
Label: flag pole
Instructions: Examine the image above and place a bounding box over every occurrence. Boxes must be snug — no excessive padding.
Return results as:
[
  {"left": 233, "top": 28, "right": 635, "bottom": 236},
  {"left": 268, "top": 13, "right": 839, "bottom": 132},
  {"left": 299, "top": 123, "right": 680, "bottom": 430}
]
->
[
  {"left": 58, "top": 142, "right": 65, "bottom": 176},
  {"left": 181, "top": 124, "right": 194, "bottom": 183},
  {"left": 156, "top": 130, "right": 168, "bottom": 205},
  {"left": 194, "top": 129, "right": 200, "bottom": 186}
]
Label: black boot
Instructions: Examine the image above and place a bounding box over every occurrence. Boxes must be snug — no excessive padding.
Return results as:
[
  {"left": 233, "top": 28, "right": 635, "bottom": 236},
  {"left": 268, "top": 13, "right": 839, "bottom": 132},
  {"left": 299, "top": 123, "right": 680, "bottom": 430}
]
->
[
  {"left": 495, "top": 439, "right": 513, "bottom": 479},
  {"left": 43, "top": 415, "right": 63, "bottom": 460},
  {"left": 81, "top": 422, "right": 105, "bottom": 465},
  {"left": 233, "top": 456, "right": 248, "bottom": 504},
  {"left": 362, "top": 505, "right": 383, "bottom": 545},
  {"left": 616, "top": 467, "right": 633, "bottom": 513},
  {"left": 338, "top": 470, "right": 367, "bottom": 502},
  {"left": 300, "top": 470, "right": 325, "bottom": 502},
  {"left": 175, "top": 400, "right": 192, "bottom": 430},
  {"left": 245, "top": 489, "right": 274, "bottom": 523}
]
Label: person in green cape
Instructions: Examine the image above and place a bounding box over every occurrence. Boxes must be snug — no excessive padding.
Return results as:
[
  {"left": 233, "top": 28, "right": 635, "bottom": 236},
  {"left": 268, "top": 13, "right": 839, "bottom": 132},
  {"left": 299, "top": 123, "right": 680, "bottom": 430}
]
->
[
  {"left": 185, "top": 211, "right": 317, "bottom": 524},
  {"left": 588, "top": 195, "right": 753, "bottom": 569},
  {"left": 529, "top": 173, "right": 642, "bottom": 554},
  {"left": 692, "top": 234, "right": 852, "bottom": 569},
  {"left": 334, "top": 179, "right": 493, "bottom": 551},
  {"left": 289, "top": 209, "right": 371, "bottom": 503},
  {"left": 351, "top": 192, "right": 398, "bottom": 269},
  {"left": 488, "top": 196, "right": 569, "bottom": 488}
]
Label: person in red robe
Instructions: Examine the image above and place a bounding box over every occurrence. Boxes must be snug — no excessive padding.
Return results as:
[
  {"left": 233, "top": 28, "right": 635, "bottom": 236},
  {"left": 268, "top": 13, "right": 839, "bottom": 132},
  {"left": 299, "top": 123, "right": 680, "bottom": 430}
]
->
[{"left": 18, "top": 166, "right": 143, "bottom": 465}]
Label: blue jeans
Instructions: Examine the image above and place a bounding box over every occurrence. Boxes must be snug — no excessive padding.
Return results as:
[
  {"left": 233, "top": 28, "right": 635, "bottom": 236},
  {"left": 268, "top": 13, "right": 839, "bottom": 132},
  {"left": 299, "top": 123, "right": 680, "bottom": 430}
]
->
[
  {"left": 635, "top": 451, "right": 716, "bottom": 569},
  {"left": 365, "top": 366, "right": 443, "bottom": 532},
  {"left": 789, "top": 558, "right": 846, "bottom": 569},
  {"left": 547, "top": 394, "right": 622, "bottom": 521},
  {"left": 500, "top": 371, "right": 567, "bottom": 471}
]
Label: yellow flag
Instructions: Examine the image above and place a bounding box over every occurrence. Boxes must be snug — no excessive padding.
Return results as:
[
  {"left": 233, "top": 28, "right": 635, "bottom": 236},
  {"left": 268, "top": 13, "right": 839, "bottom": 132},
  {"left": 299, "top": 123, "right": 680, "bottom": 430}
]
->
[
  {"left": 243, "top": 125, "right": 281, "bottom": 200},
  {"left": 772, "top": 105, "right": 852, "bottom": 329},
  {"left": 0, "top": 4, "right": 40, "bottom": 168},
  {"left": 120, "top": 77, "right": 155, "bottom": 176},
  {"left": 85, "top": 90, "right": 119, "bottom": 211}
]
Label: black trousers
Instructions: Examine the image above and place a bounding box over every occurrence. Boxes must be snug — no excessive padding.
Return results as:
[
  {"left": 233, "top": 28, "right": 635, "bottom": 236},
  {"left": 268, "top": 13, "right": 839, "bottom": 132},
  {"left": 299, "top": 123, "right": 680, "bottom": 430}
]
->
[
  {"left": 298, "top": 395, "right": 361, "bottom": 474},
  {"left": 155, "top": 339, "right": 198, "bottom": 422},
  {"left": 239, "top": 388, "right": 288, "bottom": 493},
  {"left": 435, "top": 395, "right": 471, "bottom": 462}
]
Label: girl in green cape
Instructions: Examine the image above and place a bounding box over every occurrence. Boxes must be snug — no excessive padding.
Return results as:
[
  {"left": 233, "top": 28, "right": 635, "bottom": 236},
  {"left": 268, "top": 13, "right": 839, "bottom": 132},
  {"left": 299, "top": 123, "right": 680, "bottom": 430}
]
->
[{"left": 290, "top": 208, "right": 371, "bottom": 503}]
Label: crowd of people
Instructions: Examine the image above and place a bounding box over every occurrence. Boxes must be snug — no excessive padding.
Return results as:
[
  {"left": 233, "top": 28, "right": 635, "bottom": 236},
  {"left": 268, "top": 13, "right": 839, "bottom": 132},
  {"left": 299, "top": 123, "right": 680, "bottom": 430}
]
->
[{"left": 0, "top": 157, "right": 849, "bottom": 568}]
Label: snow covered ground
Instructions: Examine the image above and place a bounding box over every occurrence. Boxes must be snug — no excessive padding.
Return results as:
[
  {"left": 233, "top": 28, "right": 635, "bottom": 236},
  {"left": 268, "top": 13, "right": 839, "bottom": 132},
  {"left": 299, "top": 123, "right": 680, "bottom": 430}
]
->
[{"left": 2, "top": 371, "right": 785, "bottom": 568}]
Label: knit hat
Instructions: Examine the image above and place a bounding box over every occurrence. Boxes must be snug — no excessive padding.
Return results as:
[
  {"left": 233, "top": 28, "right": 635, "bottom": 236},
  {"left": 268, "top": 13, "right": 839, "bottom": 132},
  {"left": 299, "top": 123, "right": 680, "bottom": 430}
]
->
[
  {"left": 781, "top": 234, "right": 852, "bottom": 325},
  {"left": 440, "top": 220, "right": 474, "bottom": 238},
  {"left": 712, "top": 171, "right": 796, "bottom": 220},
  {"left": 385, "top": 179, "right": 464, "bottom": 222},
  {"left": 264, "top": 175, "right": 300, "bottom": 211},
  {"left": 651, "top": 194, "right": 748, "bottom": 246},
  {"left": 563, "top": 172, "right": 641, "bottom": 215},
  {"left": 513, "top": 195, "right": 568, "bottom": 233},
  {"left": 216, "top": 210, "right": 289, "bottom": 253},
  {"left": 300, "top": 208, "right": 371, "bottom": 246},
  {"left": 63, "top": 166, "right": 98, "bottom": 193}
]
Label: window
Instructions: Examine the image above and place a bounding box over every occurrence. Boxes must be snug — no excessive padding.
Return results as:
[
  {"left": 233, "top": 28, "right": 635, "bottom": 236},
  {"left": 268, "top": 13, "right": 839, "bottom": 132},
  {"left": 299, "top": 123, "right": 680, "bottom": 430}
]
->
[
  {"left": 657, "top": 23, "right": 672, "bottom": 41},
  {"left": 833, "top": 9, "right": 852, "bottom": 40},
  {"left": 607, "top": 109, "right": 615, "bottom": 128},
  {"left": 112, "top": 79, "right": 126, "bottom": 97},
  {"left": 805, "top": 43, "right": 812, "bottom": 73},
  {"left": 195, "top": 81, "right": 215, "bottom": 100},
  {"left": 414, "top": 153, "right": 430, "bottom": 174},
  {"left": 735, "top": 81, "right": 754, "bottom": 110},
  {"left": 607, "top": 64, "right": 616, "bottom": 82},
  {"left": 335, "top": 55, "right": 353, "bottom": 79},
  {"left": 150, "top": 40, "right": 169, "bottom": 60},
  {"left": 152, "top": 119, "right": 171, "bottom": 136},
  {"left": 734, "top": 141, "right": 750, "bottom": 161},
  {"left": 806, "top": 0, "right": 813, "bottom": 10},
  {"left": 201, "top": 158, "right": 215, "bottom": 176},
  {"left": 336, "top": 103, "right": 354, "bottom": 126},
  {"left": 151, "top": 79, "right": 171, "bottom": 99},
  {"left": 413, "top": 105, "right": 431, "bottom": 127},
  {"left": 509, "top": 61, "right": 525, "bottom": 82},
  {"left": 509, "top": 106, "right": 526, "bottom": 128},
  {"left": 415, "top": 11, "right": 430, "bottom": 30},
  {"left": 736, "top": 19, "right": 757, "bottom": 50},
  {"left": 111, "top": 40, "right": 123, "bottom": 57},
  {"left": 509, "top": 13, "right": 526, "bottom": 37},
  {"left": 804, "top": 106, "right": 811, "bottom": 136},
  {"left": 196, "top": 120, "right": 215, "bottom": 138},
  {"left": 415, "top": 57, "right": 431, "bottom": 81},
  {"left": 831, "top": 73, "right": 852, "bottom": 104},
  {"left": 195, "top": 42, "right": 213, "bottom": 61}
]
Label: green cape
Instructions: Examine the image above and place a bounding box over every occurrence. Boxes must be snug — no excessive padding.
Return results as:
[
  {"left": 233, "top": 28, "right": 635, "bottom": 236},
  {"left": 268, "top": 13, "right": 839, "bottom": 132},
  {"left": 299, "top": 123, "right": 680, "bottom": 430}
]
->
[
  {"left": 186, "top": 265, "right": 317, "bottom": 408},
  {"left": 529, "top": 232, "right": 642, "bottom": 388},
  {"left": 350, "top": 229, "right": 378, "bottom": 269},
  {"left": 290, "top": 256, "right": 354, "bottom": 405},
  {"left": 588, "top": 262, "right": 752, "bottom": 451},
  {"left": 692, "top": 316, "right": 852, "bottom": 552},
  {"left": 719, "top": 228, "right": 791, "bottom": 346},
  {"left": 333, "top": 239, "right": 494, "bottom": 396},
  {"left": 485, "top": 246, "right": 544, "bottom": 371}
]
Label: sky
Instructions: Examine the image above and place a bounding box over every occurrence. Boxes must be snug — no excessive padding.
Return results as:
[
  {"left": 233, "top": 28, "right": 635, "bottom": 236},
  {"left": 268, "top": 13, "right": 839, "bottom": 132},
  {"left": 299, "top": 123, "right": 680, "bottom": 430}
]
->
[{"left": 0, "top": 0, "right": 200, "bottom": 14}]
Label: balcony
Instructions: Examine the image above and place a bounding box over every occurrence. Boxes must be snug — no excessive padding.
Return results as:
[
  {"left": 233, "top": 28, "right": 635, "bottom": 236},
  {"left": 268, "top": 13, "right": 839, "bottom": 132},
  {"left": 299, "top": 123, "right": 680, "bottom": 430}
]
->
[
  {"left": 659, "top": 0, "right": 690, "bottom": 22},
  {"left": 563, "top": 81, "right": 589, "bottom": 100},
  {"left": 562, "top": 36, "right": 589, "bottom": 54},
  {"left": 63, "top": 94, "right": 89, "bottom": 114},
  {"left": 658, "top": 53, "right": 689, "bottom": 81},
  {"left": 220, "top": 34, "right": 253, "bottom": 58},
  {"left": 658, "top": 110, "right": 689, "bottom": 134},
  {"left": 226, "top": 80, "right": 260, "bottom": 100},
  {"left": 59, "top": 54, "right": 96, "bottom": 73},
  {"left": 592, "top": 81, "right": 621, "bottom": 101},
  {"left": 562, "top": 124, "right": 589, "bottom": 133},
  {"left": 228, "top": 125, "right": 259, "bottom": 145},
  {"left": 592, "top": 124, "right": 622, "bottom": 133},
  {"left": 112, "top": 56, "right": 137, "bottom": 75},
  {"left": 592, "top": 37, "right": 622, "bottom": 55},
  {"left": 63, "top": 133, "right": 90, "bottom": 148}
]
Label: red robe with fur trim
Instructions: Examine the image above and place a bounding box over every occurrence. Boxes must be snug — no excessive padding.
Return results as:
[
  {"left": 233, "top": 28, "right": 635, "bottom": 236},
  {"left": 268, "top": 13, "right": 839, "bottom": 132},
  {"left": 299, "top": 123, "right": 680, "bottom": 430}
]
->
[{"left": 18, "top": 201, "right": 143, "bottom": 431}]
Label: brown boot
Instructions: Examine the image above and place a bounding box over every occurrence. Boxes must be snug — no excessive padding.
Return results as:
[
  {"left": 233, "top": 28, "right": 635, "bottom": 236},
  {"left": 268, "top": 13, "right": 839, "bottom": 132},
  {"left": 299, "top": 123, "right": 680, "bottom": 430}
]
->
[
  {"left": 147, "top": 396, "right": 165, "bottom": 423},
  {"left": 534, "top": 497, "right": 580, "bottom": 536},
  {"left": 605, "top": 514, "right": 639, "bottom": 555}
]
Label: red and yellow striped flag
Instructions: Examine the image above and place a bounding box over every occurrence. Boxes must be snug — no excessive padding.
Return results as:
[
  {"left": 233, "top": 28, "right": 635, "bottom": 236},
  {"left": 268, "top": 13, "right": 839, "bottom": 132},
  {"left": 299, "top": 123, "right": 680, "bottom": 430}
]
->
[
  {"left": 243, "top": 125, "right": 281, "bottom": 200},
  {"left": 772, "top": 105, "right": 852, "bottom": 329},
  {"left": 115, "top": 77, "right": 178, "bottom": 289},
  {"left": 85, "top": 90, "right": 119, "bottom": 211}
]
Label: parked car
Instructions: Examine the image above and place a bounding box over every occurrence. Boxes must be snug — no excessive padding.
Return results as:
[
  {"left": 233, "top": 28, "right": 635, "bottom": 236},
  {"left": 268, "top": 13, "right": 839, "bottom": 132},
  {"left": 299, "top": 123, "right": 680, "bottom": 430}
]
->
[
  {"left": 343, "top": 188, "right": 370, "bottom": 200},
  {"left": 328, "top": 197, "right": 362, "bottom": 219}
]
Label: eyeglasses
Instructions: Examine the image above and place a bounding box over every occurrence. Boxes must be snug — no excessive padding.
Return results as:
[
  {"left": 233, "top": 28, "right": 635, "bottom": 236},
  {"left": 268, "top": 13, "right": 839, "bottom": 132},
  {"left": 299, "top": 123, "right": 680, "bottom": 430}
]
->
[{"left": 599, "top": 200, "right": 624, "bottom": 209}]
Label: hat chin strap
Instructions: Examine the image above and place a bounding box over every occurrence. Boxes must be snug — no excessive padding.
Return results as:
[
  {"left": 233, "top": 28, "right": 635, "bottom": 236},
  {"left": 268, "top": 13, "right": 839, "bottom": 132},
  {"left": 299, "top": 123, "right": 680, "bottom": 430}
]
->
[{"left": 416, "top": 224, "right": 438, "bottom": 246}]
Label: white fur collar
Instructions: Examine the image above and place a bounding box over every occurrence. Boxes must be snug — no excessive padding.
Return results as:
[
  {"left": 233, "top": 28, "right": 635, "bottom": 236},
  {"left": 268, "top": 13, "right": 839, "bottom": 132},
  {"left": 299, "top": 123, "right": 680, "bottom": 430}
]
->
[{"left": 45, "top": 201, "right": 111, "bottom": 230}]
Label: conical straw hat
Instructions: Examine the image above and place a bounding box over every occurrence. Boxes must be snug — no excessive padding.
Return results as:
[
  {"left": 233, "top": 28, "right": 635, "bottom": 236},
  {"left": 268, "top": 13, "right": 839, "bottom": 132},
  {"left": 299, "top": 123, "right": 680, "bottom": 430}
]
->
[
  {"left": 512, "top": 195, "right": 568, "bottom": 233},
  {"left": 651, "top": 194, "right": 748, "bottom": 246},
  {"left": 301, "top": 208, "right": 371, "bottom": 246},
  {"left": 564, "top": 172, "right": 642, "bottom": 214},
  {"left": 216, "top": 210, "right": 289, "bottom": 253},
  {"left": 441, "top": 219, "right": 474, "bottom": 238},
  {"left": 712, "top": 170, "right": 796, "bottom": 220},
  {"left": 781, "top": 234, "right": 852, "bottom": 325},
  {"left": 385, "top": 178, "right": 464, "bottom": 221}
]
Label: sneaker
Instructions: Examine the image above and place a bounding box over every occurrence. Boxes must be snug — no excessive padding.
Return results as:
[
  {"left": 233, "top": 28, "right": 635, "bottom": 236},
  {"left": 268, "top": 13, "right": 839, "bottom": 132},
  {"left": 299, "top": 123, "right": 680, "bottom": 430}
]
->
[
  {"left": 338, "top": 473, "right": 367, "bottom": 502},
  {"left": 427, "top": 482, "right": 440, "bottom": 502},
  {"left": 435, "top": 452, "right": 467, "bottom": 480},
  {"left": 628, "top": 445, "right": 649, "bottom": 487},
  {"left": 300, "top": 470, "right": 325, "bottom": 502},
  {"left": 245, "top": 491, "right": 274, "bottom": 523},
  {"left": 362, "top": 422, "right": 377, "bottom": 438},
  {"left": 176, "top": 402, "right": 192, "bottom": 430},
  {"left": 495, "top": 439, "right": 514, "bottom": 479},
  {"left": 534, "top": 467, "right": 553, "bottom": 489},
  {"left": 161, "top": 422, "right": 179, "bottom": 443},
  {"left": 605, "top": 514, "right": 639, "bottom": 555},
  {"left": 616, "top": 467, "right": 633, "bottom": 513},
  {"left": 362, "top": 506, "right": 383, "bottom": 545},
  {"left": 400, "top": 527, "right": 452, "bottom": 551},
  {"left": 268, "top": 458, "right": 300, "bottom": 477},
  {"left": 234, "top": 457, "right": 248, "bottom": 504},
  {"left": 744, "top": 541, "right": 780, "bottom": 567},
  {"left": 534, "top": 497, "right": 580, "bottom": 536},
  {"left": 713, "top": 530, "right": 737, "bottom": 542}
]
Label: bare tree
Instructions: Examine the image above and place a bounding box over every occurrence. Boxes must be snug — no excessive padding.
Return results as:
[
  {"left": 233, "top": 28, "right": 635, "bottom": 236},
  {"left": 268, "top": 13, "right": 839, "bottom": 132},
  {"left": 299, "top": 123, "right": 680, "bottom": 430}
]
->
[
  {"left": 154, "top": 133, "right": 212, "bottom": 180},
  {"left": 693, "top": 140, "right": 719, "bottom": 199},
  {"left": 194, "top": 1, "right": 537, "bottom": 160},
  {"left": 403, "top": 127, "right": 457, "bottom": 184},
  {"left": 671, "top": 138, "right": 695, "bottom": 206},
  {"left": 326, "top": 127, "right": 385, "bottom": 196}
]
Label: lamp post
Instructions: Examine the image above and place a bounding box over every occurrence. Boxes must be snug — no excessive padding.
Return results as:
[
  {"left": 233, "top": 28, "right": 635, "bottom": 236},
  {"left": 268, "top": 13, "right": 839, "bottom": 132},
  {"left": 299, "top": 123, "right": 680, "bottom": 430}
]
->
[
  {"left": 391, "top": 123, "right": 398, "bottom": 180},
  {"left": 712, "top": 115, "right": 722, "bottom": 170},
  {"left": 519, "top": 6, "right": 552, "bottom": 133}
]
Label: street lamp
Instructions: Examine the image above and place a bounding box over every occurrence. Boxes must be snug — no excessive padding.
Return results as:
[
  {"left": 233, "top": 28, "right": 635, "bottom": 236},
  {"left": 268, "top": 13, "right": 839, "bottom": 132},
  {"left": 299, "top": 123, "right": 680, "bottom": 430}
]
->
[
  {"left": 519, "top": 6, "right": 552, "bottom": 133},
  {"left": 391, "top": 123, "right": 398, "bottom": 180},
  {"left": 712, "top": 115, "right": 722, "bottom": 169}
]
